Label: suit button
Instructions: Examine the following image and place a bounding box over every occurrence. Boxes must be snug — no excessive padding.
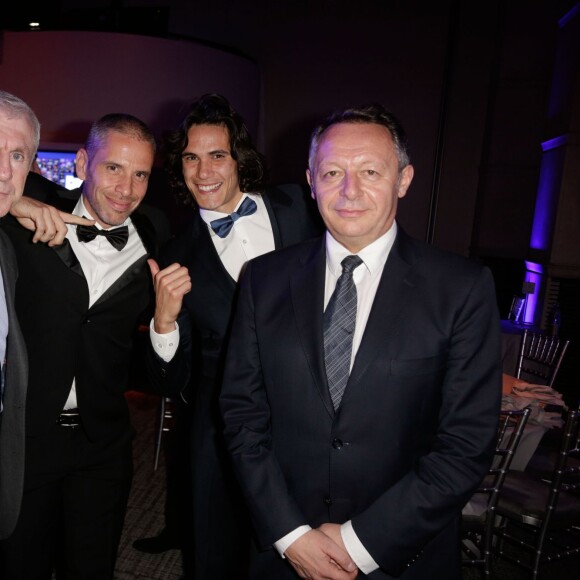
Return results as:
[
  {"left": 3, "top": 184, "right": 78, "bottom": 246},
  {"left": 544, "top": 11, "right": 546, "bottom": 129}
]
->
[
  {"left": 323, "top": 496, "right": 332, "bottom": 505},
  {"left": 332, "top": 438, "right": 343, "bottom": 450}
]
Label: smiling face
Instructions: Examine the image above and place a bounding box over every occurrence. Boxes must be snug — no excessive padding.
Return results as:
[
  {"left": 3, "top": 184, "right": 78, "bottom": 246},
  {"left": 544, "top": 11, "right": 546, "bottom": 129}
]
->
[
  {"left": 307, "top": 122, "right": 414, "bottom": 253},
  {"left": 181, "top": 123, "right": 242, "bottom": 214},
  {"left": 0, "top": 110, "right": 35, "bottom": 216},
  {"left": 75, "top": 130, "right": 154, "bottom": 228}
]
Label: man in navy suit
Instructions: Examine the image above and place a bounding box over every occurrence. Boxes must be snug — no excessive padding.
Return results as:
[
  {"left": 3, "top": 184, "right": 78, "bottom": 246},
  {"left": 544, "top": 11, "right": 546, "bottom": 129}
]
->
[
  {"left": 0, "top": 112, "right": 172, "bottom": 579},
  {"left": 220, "top": 103, "right": 502, "bottom": 579},
  {"left": 145, "top": 94, "right": 323, "bottom": 579}
]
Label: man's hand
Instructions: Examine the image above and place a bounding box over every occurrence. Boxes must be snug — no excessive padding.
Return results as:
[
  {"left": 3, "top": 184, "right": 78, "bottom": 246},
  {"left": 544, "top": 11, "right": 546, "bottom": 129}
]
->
[
  {"left": 284, "top": 529, "right": 358, "bottom": 580},
  {"left": 10, "top": 196, "right": 94, "bottom": 246},
  {"left": 148, "top": 259, "right": 192, "bottom": 334},
  {"left": 318, "top": 523, "right": 349, "bottom": 554}
]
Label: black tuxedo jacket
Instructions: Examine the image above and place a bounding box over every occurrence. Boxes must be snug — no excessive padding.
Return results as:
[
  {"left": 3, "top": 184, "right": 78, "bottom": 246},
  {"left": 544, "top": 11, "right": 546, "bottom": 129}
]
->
[
  {"left": 147, "top": 184, "right": 323, "bottom": 400},
  {"left": 221, "top": 228, "right": 502, "bottom": 579},
  {"left": 3, "top": 195, "right": 159, "bottom": 442},
  {"left": 0, "top": 227, "right": 28, "bottom": 539}
]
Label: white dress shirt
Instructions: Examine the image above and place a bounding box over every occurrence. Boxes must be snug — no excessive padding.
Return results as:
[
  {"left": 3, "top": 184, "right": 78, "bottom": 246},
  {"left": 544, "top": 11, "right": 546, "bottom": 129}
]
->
[
  {"left": 62, "top": 197, "right": 147, "bottom": 410},
  {"left": 274, "top": 223, "right": 398, "bottom": 575},
  {"left": 150, "top": 192, "right": 275, "bottom": 361}
]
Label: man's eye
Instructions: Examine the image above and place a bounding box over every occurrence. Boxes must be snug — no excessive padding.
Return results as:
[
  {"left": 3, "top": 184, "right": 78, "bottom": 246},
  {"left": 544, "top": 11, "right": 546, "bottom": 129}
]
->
[
  {"left": 11, "top": 152, "right": 25, "bottom": 162},
  {"left": 324, "top": 170, "right": 339, "bottom": 178},
  {"left": 135, "top": 172, "right": 148, "bottom": 181}
]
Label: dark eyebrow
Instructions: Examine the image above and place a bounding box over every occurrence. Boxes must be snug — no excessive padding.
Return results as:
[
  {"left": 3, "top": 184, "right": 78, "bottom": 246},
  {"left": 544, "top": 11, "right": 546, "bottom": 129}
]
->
[{"left": 209, "top": 149, "right": 230, "bottom": 156}]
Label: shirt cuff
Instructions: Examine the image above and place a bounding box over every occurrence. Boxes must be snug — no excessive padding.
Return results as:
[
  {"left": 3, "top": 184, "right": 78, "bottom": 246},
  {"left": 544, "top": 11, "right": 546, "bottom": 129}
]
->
[
  {"left": 341, "top": 520, "right": 379, "bottom": 575},
  {"left": 149, "top": 318, "right": 180, "bottom": 362},
  {"left": 274, "top": 525, "right": 312, "bottom": 558}
]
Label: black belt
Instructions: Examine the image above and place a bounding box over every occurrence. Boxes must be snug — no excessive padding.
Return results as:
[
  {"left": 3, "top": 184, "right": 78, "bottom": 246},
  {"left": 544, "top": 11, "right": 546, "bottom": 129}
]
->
[{"left": 57, "top": 408, "right": 81, "bottom": 428}]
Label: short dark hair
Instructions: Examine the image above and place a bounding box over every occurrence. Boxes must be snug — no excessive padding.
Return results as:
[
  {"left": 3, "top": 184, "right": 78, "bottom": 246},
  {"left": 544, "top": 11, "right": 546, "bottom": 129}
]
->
[
  {"left": 308, "top": 103, "right": 410, "bottom": 172},
  {"left": 164, "top": 93, "right": 266, "bottom": 207},
  {"left": 85, "top": 113, "right": 156, "bottom": 157}
]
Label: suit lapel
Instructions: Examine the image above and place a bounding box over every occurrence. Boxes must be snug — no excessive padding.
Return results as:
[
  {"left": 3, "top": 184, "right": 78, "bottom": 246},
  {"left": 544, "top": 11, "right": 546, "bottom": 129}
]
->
[
  {"left": 189, "top": 211, "right": 237, "bottom": 298},
  {"left": 51, "top": 240, "right": 85, "bottom": 278},
  {"left": 263, "top": 192, "right": 283, "bottom": 249},
  {"left": 89, "top": 212, "right": 156, "bottom": 309},
  {"left": 344, "top": 230, "right": 419, "bottom": 403},
  {"left": 290, "top": 238, "right": 334, "bottom": 417},
  {"left": 48, "top": 197, "right": 85, "bottom": 278}
]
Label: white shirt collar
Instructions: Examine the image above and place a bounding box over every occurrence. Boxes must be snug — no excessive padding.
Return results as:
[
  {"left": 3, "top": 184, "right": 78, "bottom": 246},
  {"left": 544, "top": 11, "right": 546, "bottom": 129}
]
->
[{"left": 325, "top": 221, "right": 398, "bottom": 278}]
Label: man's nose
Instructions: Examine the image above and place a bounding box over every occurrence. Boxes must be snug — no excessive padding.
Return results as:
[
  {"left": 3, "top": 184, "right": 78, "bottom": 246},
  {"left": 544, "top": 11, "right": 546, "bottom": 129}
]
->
[
  {"left": 196, "top": 159, "right": 212, "bottom": 179},
  {"left": 341, "top": 172, "right": 361, "bottom": 199},
  {"left": 116, "top": 174, "right": 133, "bottom": 197},
  {"left": 0, "top": 153, "right": 12, "bottom": 181}
]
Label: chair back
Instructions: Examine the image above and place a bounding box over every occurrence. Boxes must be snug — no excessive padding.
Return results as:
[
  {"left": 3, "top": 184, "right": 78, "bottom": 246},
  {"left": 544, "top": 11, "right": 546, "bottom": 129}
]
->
[
  {"left": 547, "top": 407, "right": 580, "bottom": 497},
  {"left": 461, "top": 407, "right": 531, "bottom": 573},
  {"left": 490, "top": 408, "right": 580, "bottom": 576},
  {"left": 516, "top": 329, "right": 570, "bottom": 387},
  {"left": 483, "top": 407, "right": 532, "bottom": 512}
]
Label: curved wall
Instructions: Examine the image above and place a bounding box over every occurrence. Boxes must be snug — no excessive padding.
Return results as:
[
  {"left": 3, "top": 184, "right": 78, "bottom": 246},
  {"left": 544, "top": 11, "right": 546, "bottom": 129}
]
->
[{"left": 0, "top": 30, "right": 261, "bottom": 147}]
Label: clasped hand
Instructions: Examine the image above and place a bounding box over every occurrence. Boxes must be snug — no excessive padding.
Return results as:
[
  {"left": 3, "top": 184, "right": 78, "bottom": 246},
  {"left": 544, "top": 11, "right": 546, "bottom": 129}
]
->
[{"left": 285, "top": 525, "right": 358, "bottom": 580}]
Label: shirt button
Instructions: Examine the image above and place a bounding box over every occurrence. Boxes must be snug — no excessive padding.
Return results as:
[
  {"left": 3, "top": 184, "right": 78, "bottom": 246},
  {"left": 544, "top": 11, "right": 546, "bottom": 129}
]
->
[
  {"left": 332, "top": 438, "right": 343, "bottom": 450},
  {"left": 168, "top": 342, "right": 174, "bottom": 347},
  {"left": 323, "top": 496, "right": 332, "bottom": 505},
  {"left": 242, "top": 239, "right": 247, "bottom": 244}
]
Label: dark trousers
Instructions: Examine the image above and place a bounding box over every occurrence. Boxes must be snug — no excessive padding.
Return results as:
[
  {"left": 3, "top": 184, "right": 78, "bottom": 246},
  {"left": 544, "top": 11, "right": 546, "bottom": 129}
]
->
[
  {"left": 188, "top": 379, "right": 251, "bottom": 580},
  {"left": 0, "top": 422, "right": 133, "bottom": 579}
]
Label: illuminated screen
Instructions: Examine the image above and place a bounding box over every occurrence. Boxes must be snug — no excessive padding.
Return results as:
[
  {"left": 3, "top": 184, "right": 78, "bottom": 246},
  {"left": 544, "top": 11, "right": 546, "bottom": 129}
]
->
[{"left": 36, "top": 150, "right": 83, "bottom": 190}]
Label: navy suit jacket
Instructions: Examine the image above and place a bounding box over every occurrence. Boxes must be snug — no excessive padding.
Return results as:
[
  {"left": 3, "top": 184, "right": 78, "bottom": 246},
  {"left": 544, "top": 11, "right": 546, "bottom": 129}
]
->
[
  {"left": 220, "top": 228, "right": 502, "bottom": 579},
  {"left": 0, "top": 226, "right": 28, "bottom": 539}
]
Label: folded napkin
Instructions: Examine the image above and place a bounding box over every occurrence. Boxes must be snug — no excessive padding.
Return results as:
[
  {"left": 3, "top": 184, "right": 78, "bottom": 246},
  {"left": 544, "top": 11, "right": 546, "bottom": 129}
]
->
[
  {"left": 512, "top": 384, "right": 564, "bottom": 403},
  {"left": 501, "top": 391, "right": 564, "bottom": 429},
  {"left": 502, "top": 373, "right": 564, "bottom": 406}
]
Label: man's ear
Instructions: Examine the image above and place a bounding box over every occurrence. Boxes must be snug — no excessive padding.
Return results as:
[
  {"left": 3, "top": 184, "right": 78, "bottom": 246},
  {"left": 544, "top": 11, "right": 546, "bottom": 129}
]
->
[
  {"left": 397, "top": 164, "right": 414, "bottom": 199},
  {"left": 75, "top": 149, "right": 88, "bottom": 180},
  {"left": 306, "top": 168, "right": 315, "bottom": 199}
]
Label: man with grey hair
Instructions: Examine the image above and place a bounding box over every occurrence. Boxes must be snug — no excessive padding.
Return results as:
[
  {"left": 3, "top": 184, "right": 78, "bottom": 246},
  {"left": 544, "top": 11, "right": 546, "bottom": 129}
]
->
[
  {"left": 0, "top": 90, "right": 90, "bottom": 542},
  {"left": 221, "top": 103, "right": 501, "bottom": 579}
]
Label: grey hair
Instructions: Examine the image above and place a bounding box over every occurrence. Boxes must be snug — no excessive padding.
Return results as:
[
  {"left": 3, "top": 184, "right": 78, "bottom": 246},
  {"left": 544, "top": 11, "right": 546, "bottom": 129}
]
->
[{"left": 0, "top": 90, "right": 41, "bottom": 159}]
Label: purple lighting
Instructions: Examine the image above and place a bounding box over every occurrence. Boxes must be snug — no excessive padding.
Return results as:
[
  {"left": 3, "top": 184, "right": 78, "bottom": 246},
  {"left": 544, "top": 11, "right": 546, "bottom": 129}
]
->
[
  {"left": 530, "top": 136, "right": 566, "bottom": 251},
  {"left": 522, "top": 261, "right": 543, "bottom": 325}
]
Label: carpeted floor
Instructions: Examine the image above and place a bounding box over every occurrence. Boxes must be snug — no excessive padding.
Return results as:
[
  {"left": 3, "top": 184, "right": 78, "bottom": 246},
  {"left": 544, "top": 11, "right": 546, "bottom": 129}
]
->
[{"left": 117, "top": 391, "right": 183, "bottom": 580}]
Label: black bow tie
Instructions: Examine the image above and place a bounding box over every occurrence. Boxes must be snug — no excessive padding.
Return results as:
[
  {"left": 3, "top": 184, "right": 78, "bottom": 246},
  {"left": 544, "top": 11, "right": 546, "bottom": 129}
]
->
[
  {"left": 76, "top": 224, "right": 129, "bottom": 251},
  {"left": 209, "top": 197, "right": 258, "bottom": 238}
]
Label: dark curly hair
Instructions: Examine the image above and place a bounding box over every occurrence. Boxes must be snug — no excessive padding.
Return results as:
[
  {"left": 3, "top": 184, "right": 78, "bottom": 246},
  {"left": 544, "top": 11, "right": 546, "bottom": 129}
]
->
[{"left": 164, "top": 94, "right": 267, "bottom": 207}]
